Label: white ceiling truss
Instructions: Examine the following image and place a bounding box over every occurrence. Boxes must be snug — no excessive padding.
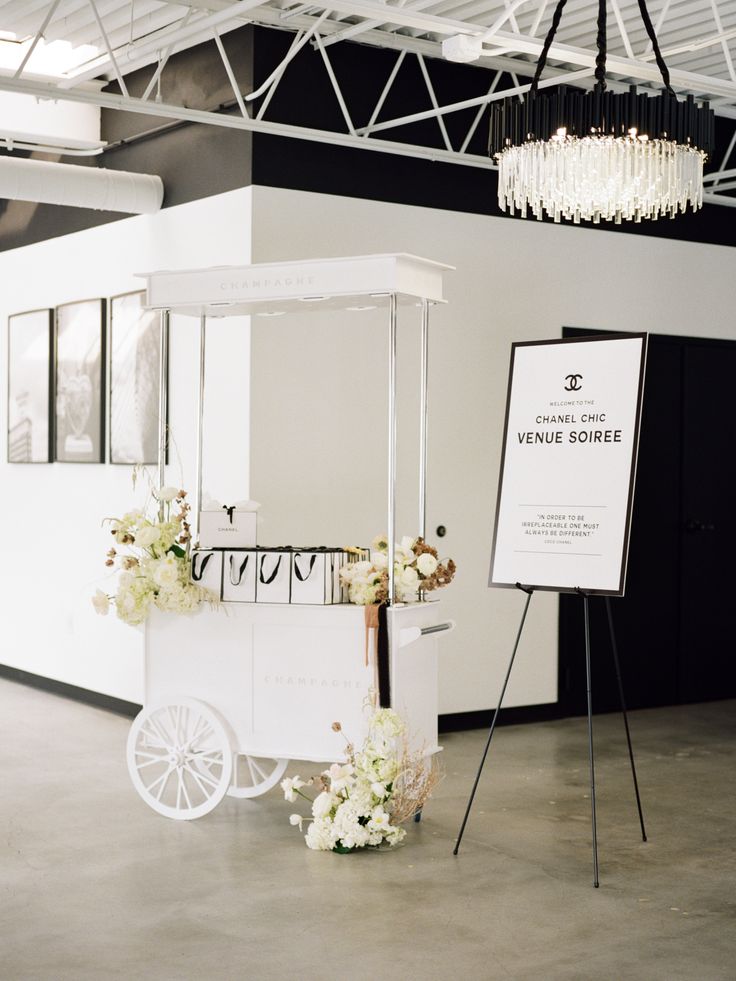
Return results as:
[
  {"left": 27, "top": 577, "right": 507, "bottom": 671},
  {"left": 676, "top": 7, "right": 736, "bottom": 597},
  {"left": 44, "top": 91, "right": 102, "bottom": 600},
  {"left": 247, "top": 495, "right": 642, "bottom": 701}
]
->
[{"left": 0, "top": 0, "right": 734, "bottom": 208}]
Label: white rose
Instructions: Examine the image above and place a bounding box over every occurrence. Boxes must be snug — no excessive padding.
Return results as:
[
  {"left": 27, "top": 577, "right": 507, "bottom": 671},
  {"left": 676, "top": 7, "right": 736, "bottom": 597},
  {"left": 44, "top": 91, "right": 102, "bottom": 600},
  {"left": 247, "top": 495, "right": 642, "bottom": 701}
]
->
[
  {"left": 401, "top": 566, "right": 419, "bottom": 587},
  {"left": 152, "top": 557, "right": 180, "bottom": 588},
  {"left": 417, "top": 553, "right": 438, "bottom": 576},
  {"left": 91, "top": 589, "right": 109, "bottom": 616},
  {"left": 135, "top": 525, "right": 161, "bottom": 547},
  {"left": 371, "top": 551, "right": 388, "bottom": 570},
  {"left": 157, "top": 486, "right": 180, "bottom": 502},
  {"left": 312, "top": 791, "right": 336, "bottom": 819}
]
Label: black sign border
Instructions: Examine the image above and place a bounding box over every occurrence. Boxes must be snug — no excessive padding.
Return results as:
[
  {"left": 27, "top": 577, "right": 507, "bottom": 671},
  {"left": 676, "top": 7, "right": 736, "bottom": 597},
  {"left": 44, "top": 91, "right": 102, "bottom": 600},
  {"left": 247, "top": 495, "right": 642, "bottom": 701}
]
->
[{"left": 488, "top": 332, "right": 648, "bottom": 597}]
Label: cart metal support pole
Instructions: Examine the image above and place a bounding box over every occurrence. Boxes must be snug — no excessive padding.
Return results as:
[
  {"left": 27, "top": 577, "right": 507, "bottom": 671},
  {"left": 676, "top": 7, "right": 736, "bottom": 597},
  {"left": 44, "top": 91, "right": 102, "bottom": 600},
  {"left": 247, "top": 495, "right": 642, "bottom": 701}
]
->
[
  {"left": 157, "top": 309, "right": 169, "bottom": 521},
  {"left": 193, "top": 313, "right": 207, "bottom": 546},
  {"left": 419, "top": 298, "right": 429, "bottom": 540},
  {"left": 387, "top": 293, "right": 398, "bottom": 606}
]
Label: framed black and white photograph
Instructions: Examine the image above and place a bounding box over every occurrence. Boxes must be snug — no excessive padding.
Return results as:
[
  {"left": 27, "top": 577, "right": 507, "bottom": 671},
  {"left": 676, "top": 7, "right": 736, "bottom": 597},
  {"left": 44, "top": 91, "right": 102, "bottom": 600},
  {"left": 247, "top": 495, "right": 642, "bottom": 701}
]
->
[
  {"left": 7, "top": 309, "right": 54, "bottom": 463},
  {"left": 109, "top": 290, "right": 166, "bottom": 465},
  {"left": 55, "top": 298, "right": 106, "bottom": 463}
]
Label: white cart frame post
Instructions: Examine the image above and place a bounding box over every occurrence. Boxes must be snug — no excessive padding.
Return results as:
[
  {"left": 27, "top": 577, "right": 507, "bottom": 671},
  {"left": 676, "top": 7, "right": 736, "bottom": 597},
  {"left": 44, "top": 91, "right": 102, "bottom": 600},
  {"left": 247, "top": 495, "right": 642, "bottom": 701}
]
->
[{"left": 129, "top": 254, "right": 454, "bottom": 821}]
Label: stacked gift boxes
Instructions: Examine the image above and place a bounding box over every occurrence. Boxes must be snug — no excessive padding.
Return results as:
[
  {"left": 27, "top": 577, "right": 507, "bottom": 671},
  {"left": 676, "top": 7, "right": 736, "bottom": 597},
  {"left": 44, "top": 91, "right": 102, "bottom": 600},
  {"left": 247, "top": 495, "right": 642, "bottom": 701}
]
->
[{"left": 191, "top": 546, "right": 370, "bottom": 605}]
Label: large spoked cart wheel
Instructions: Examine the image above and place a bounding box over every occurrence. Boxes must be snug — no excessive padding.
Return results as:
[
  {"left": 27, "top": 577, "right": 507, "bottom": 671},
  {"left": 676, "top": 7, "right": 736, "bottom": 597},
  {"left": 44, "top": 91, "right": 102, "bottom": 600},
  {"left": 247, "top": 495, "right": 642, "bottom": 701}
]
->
[
  {"left": 127, "top": 698, "right": 233, "bottom": 820},
  {"left": 227, "top": 755, "right": 289, "bottom": 799}
]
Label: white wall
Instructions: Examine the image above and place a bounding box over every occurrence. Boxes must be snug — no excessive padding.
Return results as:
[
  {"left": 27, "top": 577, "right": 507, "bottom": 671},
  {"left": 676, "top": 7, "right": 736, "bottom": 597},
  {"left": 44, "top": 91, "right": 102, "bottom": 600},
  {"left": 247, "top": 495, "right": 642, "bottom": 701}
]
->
[
  {"left": 3, "top": 182, "right": 735, "bottom": 715},
  {"left": 249, "top": 186, "right": 736, "bottom": 715},
  {"left": 0, "top": 188, "right": 252, "bottom": 703}
]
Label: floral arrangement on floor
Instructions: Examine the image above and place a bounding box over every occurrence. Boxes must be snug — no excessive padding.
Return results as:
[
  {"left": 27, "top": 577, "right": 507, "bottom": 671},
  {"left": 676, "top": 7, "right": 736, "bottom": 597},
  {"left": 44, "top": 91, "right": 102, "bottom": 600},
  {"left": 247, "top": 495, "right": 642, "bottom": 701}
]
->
[
  {"left": 282, "top": 707, "right": 440, "bottom": 852},
  {"left": 340, "top": 534, "right": 456, "bottom": 605},
  {"left": 92, "top": 486, "right": 217, "bottom": 626}
]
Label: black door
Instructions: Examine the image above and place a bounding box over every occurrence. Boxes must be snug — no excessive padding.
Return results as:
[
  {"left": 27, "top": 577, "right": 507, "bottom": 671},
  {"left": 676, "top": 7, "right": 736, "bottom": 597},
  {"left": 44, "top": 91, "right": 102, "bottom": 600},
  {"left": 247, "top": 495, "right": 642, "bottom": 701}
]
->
[{"left": 559, "top": 329, "right": 736, "bottom": 715}]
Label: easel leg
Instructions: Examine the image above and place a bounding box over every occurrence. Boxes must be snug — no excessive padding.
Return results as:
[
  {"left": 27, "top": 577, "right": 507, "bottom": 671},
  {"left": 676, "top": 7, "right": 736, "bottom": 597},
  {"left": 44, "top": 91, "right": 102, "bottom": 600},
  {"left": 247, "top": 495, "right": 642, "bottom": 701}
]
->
[
  {"left": 453, "top": 587, "right": 533, "bottom": 856},
  {"left": 604, "top": 597, "right": 648, "bottom": 842},
  {"left": 583, "top": 595, "right": 600, "bottom": 888}
]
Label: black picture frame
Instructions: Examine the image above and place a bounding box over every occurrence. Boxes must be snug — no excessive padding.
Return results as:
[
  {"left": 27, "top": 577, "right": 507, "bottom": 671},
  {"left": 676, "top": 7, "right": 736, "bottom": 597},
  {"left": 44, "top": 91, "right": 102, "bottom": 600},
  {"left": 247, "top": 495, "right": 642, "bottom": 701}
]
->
[
  {"left": 109, "top": 290, "right": 168, "bottom": 466},
  {"left": 7, "top": 309, "right": 54, "bottom": 464},
  {"left": 54, "top": 298, "right": 106, "bottom": 464}
]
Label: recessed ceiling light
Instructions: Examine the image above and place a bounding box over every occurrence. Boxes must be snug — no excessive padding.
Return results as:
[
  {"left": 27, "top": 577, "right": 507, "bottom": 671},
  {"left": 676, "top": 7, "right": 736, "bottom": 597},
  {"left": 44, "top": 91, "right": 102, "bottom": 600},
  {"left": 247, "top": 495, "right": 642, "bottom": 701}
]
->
[
  {"left": 256, "top": 310, "right": 286, "bottom": 317},
  {"left": 346, "top": 305, "right": 377, "bottom": 312},
  {"left": 298, "top": 296, "right": 326, "bottom": 302}
]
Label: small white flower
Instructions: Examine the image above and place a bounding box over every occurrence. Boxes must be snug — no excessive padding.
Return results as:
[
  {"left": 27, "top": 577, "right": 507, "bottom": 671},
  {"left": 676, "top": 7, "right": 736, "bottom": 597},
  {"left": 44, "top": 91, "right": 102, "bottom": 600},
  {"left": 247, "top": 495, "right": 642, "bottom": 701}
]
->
[
  {"left": 289, "top": 814, "right": 304, "bottom": 829},
  {"left": 156, "top": 486, "right": 180, "bottom": 502},
  {"left": 417, "top": 552, "right": 438, "bottom": 576},
  {"left": 325, "top": 763, "right": 354, "bottom": 793},
  {"left": 371, "top": 534, "right": 388, "bottom": 551},
  {"left": 368, "top": 807, "right": 391, "bottom": 832},
  {"left": 91, "top": 589, "right": 110, "bottom": 616},
  {"left": 281, "top": 776, "right": 306, "bottom": 803},
  {"left": 371, "top": 781, "right": 387, "bottom": 799},
  {"left": 401, "top": 566, "right": 419, "bottom": 587}
]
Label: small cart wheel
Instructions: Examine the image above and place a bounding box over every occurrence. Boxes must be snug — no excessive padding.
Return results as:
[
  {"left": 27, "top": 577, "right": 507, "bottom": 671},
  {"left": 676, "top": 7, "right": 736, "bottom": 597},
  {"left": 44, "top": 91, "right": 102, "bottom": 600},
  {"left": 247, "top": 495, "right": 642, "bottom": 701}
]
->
[
  {"left": 227, "top": 755, "right": 289, "bottom": 799},
  {"left": 127, "top": 698, "right": 233, "bottom": 820}
]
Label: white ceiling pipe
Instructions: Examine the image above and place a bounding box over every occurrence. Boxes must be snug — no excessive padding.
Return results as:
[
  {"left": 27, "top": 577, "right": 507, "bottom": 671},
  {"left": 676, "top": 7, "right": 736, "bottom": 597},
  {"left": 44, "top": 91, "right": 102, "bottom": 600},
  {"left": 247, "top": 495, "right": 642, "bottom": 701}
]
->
[{"left": 0, "top": 155, "right": 163, "bottom": 213}]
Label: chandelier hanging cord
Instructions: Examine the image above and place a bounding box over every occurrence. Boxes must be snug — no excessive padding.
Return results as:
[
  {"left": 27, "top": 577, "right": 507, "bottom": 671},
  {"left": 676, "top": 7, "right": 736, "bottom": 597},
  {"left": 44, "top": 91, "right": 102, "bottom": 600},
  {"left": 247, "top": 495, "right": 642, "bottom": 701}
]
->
[{"left": 529, "top": 0, "right": 675, "bottom": 96}]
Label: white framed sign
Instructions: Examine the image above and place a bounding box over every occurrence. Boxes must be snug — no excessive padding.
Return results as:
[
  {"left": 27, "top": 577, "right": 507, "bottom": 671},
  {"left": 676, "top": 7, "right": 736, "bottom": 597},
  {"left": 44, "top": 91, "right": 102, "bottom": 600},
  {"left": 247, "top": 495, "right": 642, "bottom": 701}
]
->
[{"left": 489, "top": 333, "right": 647, "bottom": 596}]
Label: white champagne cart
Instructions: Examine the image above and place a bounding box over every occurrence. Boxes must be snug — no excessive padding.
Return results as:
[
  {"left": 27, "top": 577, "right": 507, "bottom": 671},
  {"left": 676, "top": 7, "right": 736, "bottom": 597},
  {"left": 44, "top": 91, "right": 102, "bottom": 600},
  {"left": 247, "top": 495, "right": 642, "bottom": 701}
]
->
[{"left": 126, "top": 254, "right": 454, "bottom": 820}]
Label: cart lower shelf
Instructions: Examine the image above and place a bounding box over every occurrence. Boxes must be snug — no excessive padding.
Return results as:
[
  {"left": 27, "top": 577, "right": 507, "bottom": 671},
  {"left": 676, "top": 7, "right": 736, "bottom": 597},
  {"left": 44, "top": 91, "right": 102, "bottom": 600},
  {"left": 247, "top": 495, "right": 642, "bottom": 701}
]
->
[{"left": 127, "top": 602, "right": 444, "bottom": 819}]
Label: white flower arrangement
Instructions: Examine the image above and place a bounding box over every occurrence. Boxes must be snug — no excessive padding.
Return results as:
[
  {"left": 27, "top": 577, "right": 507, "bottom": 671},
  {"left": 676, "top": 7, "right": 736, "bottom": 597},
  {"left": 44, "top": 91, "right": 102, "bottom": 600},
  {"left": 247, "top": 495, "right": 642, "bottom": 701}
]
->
[
  {"left": 92, "top": 487, "right": 217, "bottom": 626},
  {"left": 340, "top": 534, "right": 456, "bottom": 606},
  {"left": 282, "top": 708, "right": 439, "bottom": 853}
]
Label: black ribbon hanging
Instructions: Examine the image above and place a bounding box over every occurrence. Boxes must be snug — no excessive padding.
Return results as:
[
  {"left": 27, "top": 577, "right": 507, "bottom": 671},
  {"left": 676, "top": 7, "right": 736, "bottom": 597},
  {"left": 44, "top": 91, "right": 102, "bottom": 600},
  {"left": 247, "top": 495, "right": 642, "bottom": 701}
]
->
[
  {"left": 377, "top": 603, "right": 392, "bottom": 708},
  {"left": 229, "top": 553, "right": 249, "bottom": 586},
  {"left": 223, "top": 505, "right": 236, "bottom": 524},
  {"left": 259, "top": 554, "right": 283, "bottom": 585},
  {"left": 191, "top": 552, "right": 212, "bottom": 582},
  {"left": 293, "top": 553, "right": 318, "bottom": 582}
]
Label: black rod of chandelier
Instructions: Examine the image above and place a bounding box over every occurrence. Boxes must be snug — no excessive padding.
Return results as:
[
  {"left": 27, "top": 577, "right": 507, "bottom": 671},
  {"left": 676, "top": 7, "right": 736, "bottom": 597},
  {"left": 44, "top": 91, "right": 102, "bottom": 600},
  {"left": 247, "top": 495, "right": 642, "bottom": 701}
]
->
[{"left": 488, "top": 0, "right": 715, "bottom": 159}]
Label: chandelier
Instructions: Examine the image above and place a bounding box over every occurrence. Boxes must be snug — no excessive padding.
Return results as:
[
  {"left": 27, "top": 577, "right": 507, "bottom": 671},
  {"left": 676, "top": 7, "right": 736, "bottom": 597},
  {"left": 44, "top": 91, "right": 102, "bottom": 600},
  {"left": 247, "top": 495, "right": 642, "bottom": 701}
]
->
[{"left": 489, "top": 0, "right": 715, "bottom": 223}]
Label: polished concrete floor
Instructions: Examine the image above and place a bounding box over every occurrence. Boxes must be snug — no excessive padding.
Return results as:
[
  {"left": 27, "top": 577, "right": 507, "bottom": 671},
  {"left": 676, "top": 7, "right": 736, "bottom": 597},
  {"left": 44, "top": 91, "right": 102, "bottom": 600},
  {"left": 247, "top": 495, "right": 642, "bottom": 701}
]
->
[{"left": 1, "top": 678, "right": 734, "bottom": 981}]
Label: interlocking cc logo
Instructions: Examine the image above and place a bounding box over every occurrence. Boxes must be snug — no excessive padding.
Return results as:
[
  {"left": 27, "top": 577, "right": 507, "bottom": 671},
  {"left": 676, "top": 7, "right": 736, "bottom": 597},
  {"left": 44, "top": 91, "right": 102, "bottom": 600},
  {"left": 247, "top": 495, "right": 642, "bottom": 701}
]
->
[{"left": 564, "top": 373, "right": 583, "bottom": 391}]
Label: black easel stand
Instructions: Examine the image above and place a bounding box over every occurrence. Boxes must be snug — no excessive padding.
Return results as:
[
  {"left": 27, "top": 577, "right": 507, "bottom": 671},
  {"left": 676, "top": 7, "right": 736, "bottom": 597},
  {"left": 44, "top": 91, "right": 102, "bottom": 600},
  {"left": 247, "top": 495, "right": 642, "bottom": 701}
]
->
[
  {"left": 453, "top": 587, "right": 647, "bottom": 887},
  {"left": 453, "top": 583, "right": 534, "bottom": 857}
]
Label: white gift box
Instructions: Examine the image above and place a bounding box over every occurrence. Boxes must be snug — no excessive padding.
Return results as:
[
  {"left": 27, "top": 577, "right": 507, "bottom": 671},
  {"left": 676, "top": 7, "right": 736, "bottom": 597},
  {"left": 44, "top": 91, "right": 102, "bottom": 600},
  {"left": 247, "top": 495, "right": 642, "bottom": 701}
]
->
[
  {"left": 191, "top": 549, "right": 223, "bottom": 598},
  {"left": 291, "top": 550, "right": 337, "bottom": 605},
  {"left": 198, "top": 499, "right": 258, "bottom": 548},
  {"left": 256, "top": 550, "right": 292, "bottom": 604},
  {"left": 222, "top": 550, "right": 257, "bottom": 603}
]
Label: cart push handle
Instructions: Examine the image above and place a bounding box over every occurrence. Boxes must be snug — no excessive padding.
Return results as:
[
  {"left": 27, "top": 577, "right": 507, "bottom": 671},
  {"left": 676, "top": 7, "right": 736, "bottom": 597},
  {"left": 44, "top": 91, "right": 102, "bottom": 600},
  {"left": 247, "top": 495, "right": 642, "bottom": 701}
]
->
[{"left": 398, "top": 620, "right": 456, "bottom": 648}]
